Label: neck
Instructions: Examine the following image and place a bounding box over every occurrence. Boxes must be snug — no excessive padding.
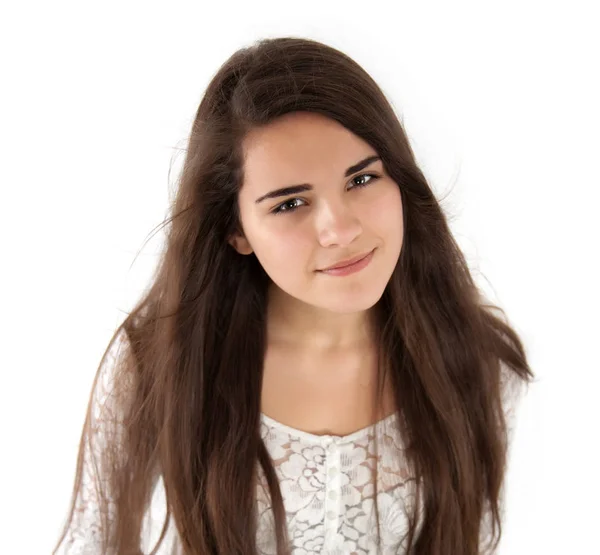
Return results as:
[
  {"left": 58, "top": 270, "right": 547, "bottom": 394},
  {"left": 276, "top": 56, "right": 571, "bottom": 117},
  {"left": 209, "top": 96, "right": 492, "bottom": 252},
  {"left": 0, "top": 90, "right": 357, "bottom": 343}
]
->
[{"left": 265, "top": 282, "right": 379, "bottom": 352}]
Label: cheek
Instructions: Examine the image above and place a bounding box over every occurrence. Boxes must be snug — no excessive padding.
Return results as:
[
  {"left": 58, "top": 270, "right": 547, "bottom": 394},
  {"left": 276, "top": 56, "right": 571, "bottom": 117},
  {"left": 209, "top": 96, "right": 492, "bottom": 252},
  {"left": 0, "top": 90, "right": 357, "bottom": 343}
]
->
[
  {"left": 260, "top": 222, "right": 307, "bottom": 252},
  {"left": 251, "top": 223, "right": 311, "bottom": 278},
  {"left": 372, "top": 186, "right": 404, "bottom": 268},
  {"left": 368, "top": 183, "right": 404, "bottom": 231}
]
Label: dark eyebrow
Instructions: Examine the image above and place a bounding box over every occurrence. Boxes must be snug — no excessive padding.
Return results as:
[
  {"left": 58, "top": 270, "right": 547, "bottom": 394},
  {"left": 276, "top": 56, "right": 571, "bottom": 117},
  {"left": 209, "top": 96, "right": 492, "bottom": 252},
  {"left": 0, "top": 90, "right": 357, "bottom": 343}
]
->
[{"left": 254, "top": 155, "right": 382, "bottom": 204}]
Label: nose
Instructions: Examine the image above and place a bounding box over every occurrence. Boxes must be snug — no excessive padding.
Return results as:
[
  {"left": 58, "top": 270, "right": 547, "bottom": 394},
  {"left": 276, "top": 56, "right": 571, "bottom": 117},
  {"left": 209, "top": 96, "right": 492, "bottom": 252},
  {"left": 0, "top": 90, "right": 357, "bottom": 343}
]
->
[{"left": 315, "top": 200, "right": 363, "bottom": 247}]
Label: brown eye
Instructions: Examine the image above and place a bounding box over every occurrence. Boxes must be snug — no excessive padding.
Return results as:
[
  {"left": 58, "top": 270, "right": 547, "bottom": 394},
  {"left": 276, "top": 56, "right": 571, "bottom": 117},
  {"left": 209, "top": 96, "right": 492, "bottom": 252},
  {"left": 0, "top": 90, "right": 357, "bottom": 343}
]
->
[
  {"left": 350, "top": 173, "right": 379, "bottom": 189},
  {"left": 271, "top": 198, "right": 307, "bottom": 215}
]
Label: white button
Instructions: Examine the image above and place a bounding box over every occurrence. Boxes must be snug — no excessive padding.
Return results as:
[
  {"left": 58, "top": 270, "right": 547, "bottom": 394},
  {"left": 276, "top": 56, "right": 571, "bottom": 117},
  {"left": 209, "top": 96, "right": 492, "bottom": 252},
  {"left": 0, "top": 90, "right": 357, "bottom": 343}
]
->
[
  {"left": 328, "top": 466, "right": 339, "bottom": 477},
  {"left": 328, "top": 490, "right": 338, "bottom": 500},
  {"left": 326, "top": 510, "right": 337, "bottom": 520}
]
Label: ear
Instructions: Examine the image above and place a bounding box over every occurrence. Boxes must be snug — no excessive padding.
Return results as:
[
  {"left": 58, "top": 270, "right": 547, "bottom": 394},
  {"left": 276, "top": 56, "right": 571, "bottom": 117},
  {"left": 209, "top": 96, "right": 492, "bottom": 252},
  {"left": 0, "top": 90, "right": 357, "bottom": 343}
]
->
[{"left": 228, "top": 231, "right": 254, "bottom": 255}]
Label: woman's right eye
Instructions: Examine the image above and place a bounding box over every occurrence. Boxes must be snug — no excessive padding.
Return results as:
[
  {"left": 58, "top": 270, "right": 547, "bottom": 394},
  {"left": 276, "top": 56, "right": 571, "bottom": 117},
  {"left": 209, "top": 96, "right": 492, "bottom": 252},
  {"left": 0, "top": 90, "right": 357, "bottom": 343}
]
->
[{"left": 271, "top": 198, "right": 306, "bottom": 215}]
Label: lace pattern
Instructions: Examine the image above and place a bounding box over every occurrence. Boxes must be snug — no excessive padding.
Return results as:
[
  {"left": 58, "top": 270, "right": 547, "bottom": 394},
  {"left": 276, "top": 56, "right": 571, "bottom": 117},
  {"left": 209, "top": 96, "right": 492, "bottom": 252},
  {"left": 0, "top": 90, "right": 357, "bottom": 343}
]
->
[
  {"left": 55, "top": 345, "right": 526, "bottom": 554},
  {"left": 255, "top": 411, "right": 422, "bottom": 555},
  {"left": 56, "top": 333, "right": 127, "bottom": 554}
]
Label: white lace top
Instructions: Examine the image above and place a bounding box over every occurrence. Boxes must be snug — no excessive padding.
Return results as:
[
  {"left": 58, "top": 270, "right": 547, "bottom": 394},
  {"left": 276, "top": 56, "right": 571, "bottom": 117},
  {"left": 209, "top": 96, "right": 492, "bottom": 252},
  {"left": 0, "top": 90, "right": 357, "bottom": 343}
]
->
[
  {"left": 253, "top": 410, "right": 417, "bottom": 555},
  {"left": 56, "top": 336, "right": 525, "bottom": 555}
]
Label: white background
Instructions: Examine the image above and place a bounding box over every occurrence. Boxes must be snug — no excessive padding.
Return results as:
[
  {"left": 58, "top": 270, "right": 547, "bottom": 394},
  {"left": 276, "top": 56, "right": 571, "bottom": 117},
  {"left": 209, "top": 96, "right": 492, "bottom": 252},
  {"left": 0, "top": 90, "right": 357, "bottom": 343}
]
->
[{"left": 1, "top": 1, "right": 598, "bottom": 553}]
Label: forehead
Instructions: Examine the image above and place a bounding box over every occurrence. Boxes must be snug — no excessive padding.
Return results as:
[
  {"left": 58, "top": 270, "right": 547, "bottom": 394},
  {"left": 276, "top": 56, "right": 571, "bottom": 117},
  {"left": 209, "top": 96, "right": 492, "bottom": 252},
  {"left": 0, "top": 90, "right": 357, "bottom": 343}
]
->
[{"left": 241, "top": 112, "right": 373, "bottom": 191}]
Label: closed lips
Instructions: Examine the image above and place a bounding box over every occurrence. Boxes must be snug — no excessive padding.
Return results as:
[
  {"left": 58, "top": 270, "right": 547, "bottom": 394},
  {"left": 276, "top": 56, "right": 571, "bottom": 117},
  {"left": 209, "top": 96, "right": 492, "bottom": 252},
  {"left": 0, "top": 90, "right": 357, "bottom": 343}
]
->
[{"left": 320, "top": 250, "right": 373, "bottom": 271}]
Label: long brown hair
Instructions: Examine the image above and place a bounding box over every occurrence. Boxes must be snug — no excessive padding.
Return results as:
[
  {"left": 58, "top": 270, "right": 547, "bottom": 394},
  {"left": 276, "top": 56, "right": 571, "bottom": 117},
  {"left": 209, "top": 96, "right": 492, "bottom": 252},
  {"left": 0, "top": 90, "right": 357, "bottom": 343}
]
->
[{"left": 52, "top": 36, "right": 535, "bottom": 555}]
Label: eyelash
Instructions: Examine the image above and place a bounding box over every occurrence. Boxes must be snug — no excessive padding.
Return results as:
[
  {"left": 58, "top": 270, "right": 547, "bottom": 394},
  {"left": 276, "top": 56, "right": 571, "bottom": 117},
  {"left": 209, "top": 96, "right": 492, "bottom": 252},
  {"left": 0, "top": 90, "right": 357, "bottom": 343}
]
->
[{"left": 270, "top": 173, "right": 380, "bottom": 216}]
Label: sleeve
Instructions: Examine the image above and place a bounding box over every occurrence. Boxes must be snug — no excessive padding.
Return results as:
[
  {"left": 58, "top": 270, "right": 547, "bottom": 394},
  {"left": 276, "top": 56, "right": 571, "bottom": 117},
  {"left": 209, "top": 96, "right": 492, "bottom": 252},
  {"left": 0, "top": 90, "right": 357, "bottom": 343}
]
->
[
  {"left": 55, "top": 332, "right": 129, "bottom": 554},
  {"left": 478, "top": 360, "right": 529, "bottom": 554},
  {"left": 55, "top": 333, "right": 181, "bottom": 555}
]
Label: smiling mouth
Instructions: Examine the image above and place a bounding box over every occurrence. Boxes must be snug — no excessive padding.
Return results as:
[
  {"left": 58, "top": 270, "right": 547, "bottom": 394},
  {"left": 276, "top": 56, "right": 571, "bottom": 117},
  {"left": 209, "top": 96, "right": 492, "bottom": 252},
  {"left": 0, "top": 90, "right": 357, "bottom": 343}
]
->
[
  {"left": 319, "top": 249, "right": 374, "bottom": 271},
  {"left": 316, "top": 248, "right": 376, "bottom": 276}
]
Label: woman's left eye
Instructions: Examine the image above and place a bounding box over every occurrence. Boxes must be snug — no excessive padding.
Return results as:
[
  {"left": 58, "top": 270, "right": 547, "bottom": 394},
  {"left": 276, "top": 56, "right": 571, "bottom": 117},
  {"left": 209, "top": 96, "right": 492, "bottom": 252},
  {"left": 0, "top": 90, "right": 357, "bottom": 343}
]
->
[{"left": 350, "top": 173, "right": 379, "bottom": 188}]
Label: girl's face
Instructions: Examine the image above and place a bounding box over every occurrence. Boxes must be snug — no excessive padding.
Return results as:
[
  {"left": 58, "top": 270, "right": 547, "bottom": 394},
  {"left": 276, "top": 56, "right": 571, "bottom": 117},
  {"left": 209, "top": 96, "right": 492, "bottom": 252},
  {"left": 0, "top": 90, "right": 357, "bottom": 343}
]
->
[{"left": 229, "top": 111, "right": 404, "bottom": 316}]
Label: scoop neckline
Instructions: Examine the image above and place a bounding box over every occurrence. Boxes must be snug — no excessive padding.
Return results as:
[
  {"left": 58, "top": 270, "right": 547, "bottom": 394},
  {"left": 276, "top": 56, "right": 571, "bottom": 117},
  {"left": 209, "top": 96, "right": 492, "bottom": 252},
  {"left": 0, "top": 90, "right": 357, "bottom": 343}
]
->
[{"left": 260, "top": 410, "right": 399, "bottom": 444}]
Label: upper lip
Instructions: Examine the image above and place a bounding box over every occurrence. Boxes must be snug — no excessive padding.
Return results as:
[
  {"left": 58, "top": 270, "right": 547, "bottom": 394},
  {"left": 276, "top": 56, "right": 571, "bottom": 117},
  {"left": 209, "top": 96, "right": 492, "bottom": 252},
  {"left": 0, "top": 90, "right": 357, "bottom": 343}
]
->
[{"left": 319, "top": 249, "right": 374, "bottom": 271}]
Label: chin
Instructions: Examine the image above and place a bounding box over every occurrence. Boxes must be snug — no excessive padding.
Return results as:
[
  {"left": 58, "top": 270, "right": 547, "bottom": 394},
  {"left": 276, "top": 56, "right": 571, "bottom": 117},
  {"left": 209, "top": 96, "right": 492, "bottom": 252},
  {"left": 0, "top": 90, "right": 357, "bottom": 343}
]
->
[{"left": 318, "top": 287, "right": 386, "bottom": 314}]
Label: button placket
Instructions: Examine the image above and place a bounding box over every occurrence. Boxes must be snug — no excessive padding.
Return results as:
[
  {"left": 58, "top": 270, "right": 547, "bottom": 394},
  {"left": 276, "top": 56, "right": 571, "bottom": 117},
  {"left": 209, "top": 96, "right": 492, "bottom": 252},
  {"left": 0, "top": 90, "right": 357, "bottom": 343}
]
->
[{"left": 323, "top": 438, "right": 342, "bottom": 551}]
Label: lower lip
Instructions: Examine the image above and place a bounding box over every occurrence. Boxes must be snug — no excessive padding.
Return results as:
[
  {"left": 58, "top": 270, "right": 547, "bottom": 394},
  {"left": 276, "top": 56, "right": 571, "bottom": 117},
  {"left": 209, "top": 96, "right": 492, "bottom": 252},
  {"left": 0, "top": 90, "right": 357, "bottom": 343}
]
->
[{"left": 318, "top": 249, "right": 375, "bottom": 277}]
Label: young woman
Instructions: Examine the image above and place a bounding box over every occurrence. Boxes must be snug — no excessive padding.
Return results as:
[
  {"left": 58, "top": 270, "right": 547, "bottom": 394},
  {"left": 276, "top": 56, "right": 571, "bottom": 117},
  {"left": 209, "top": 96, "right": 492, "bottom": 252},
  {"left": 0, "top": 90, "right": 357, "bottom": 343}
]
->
[{"left": 52, "top": 37, "right": 534, "bottom": 555}]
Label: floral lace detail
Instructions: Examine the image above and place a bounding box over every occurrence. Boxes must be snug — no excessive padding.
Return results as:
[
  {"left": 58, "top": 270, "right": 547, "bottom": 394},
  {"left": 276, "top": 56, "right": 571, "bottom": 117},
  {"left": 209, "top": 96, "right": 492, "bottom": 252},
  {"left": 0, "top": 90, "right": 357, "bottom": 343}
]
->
[
  {"left": 256, "top": 360, "right": 527, "bottom": 555},
  {"left": 55, "top": 346, "right": 525, "bottom": 555},
  {"left": 56, "top": 333, "right": 181, "bottom": 555},
  {"left": 255, "top": 412, "right": 422, "bottom": 555}
]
